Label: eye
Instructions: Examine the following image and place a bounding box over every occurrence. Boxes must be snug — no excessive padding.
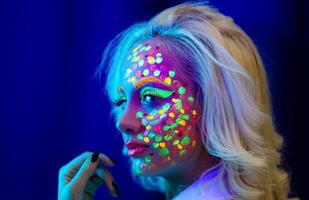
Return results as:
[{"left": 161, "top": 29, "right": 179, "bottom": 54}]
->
[
  {"left": 140, "top": 86, "right": 174, "bottom": 105},
  {"left": 142, "top": 94, "right": 162, "bottom": 104},
  {"left": 112, "top": 98, "right": 127, "bottom": 107}
]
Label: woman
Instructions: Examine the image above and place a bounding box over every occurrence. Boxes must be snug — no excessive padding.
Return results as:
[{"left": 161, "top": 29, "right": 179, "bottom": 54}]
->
[{"left": 58, "top": 2, "right": 290, "bottom": 200}]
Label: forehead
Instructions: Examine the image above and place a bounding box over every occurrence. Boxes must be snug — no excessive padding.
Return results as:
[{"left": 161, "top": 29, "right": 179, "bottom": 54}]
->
[{"left": 120, "top": 38, "right": 189, "bottom": 89}]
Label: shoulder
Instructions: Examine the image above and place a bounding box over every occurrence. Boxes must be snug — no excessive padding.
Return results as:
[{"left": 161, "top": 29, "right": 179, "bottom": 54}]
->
[{"left": 173, "top": 166, "right": 232, "bottom": 200}]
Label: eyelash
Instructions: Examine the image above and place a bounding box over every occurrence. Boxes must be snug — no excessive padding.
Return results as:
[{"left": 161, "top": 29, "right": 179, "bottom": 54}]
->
[{"left": 113, "top": 99, "right": 127, "bottom": 107}]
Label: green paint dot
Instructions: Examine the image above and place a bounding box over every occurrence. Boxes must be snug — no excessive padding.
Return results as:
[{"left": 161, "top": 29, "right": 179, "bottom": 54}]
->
[
  {"left": 163, "top": 125, "right": 170, "bottom": 131},
  {"left": 145, "top": 156, "right": 151, "bottom": 163},
  {"left": 142, "top": 69, "right": 149, "bottom": 76},
  {"left": 181, "top": 136, "right": 190, "bottom": 145},
  {"left": 148, "top": 132, "right": 156, "bottom": 138},
  {"left": 164, "top": 135, "right": 172, "bottom": 141},
  {"left": 155, "top": 135, "right": 162, "bottom": 142},
  {"left": 179, "top": 149, "right": 187, "bottom": 156},
  {"left": 178, "top": 86, "right": 186, "bottom": 95},
  {"left": 162, "top": 103, "right": 170, "bottom": 111},
  {"left": 153, "top": 70, "right": 160, "bottom": 77},
  {"left": 168, "top": 70, "right": 176, "bottom": 78},
  {"left": 136, "top": 169, "right": 142, "bottom": 174},
  {"left": 173, "top": 140, "right": 180, "bottom": 146},
  {"left": 159, "top": 148, "right": 169, "bottom": 156},
  {"left": 188, "top": 96, "right": 194, "bottom": 102},
  {"left": 153, "top": 143, "right": 159, "bottom": 148},
  {"left": 136, "top": 111, "right": 143, "bottom": 118},
  {"left": 183, "top": 114, "right": 190, "bottom": 120},
  {"left": 137, "top": 134, "right": 144, "bottom": 140}
]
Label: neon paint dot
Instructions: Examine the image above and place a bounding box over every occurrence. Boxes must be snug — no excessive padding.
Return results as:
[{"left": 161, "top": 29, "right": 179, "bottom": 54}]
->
[
  {"left": 143, "top": 69, "right": 150, "bottom": 76},
  {"left": 136, "top": 111, "right": 143, "bottom": 118},
  {"left": 130, "top": 76, "right": 136, "bottom": 83},
  {"left": 178, "top": 86, "right": 186, "bottom": 94},
  {"left": 158, "top": 109, "right": 164, "bottom": 114},
  {"left": 133, "top": 47, "right": 138, "bottom": 52},
  {"left": 154, "top": 126, "right": 161, "bottom": 132},
  {"left": 146, "top": 125, "right": 151, "bottom": 130},
  {"left": 138, "top": 60, "right": 144, "bottom": 67},
  {"left": 146, "top": 115, "right": 154, "bottom": 120},
  {"left": 192, "top": 110, "right": 197, "bottom": 115},
  {"left": 170, "top": 123, "right": 177, "bottom": 129},
  {"left": 159, "top": 148, "right": 169, "bottom": 156},
  {"left": 183, "top": 114, "right": 190, "bottom": 120},
  {"left": 148, "top": 132, "right": 156, "bottom": 138},
  {"left": 127, "top": 55, "right": 132, "bottom": 61},
  {"left": 155, "top": 135, "right": 162, "bottom": 142},
  {"left": 181, "top": 136, "right": 190, "bottom": 145},
  {"left": 136, "top": 169, "right": 142, "bottom": 174},
  {"left": 167, "top": 156, "right": 171, "bottom": 161},
  {"left": 149, "top": 49, "right": 155, "bottom": 55},
  {"left": 179, "top": 120, "right": 186, "bottom": 126},
  {"left": 168, "top": 70, "right": 176, "bottom": 78},
  {"left": 159, "top": 142, "right": 166, "bottom": 148},
  {"left": 153, "top": 143, "right": 159, "bottom": 148},
  {"left": 156, "top": 53, "right": 162, "bottom": 57},
  {"left": 126, "top": 68, "right": 132, "bottom": 74},
  {"left": 137, "top": 134, "right": 143, "bottom": 140},
  {"left": 150, "top": 109, "right": 158, "bottom": 116},
  {"left": 159, "top": 113, "right": 167, "bottom": 119},
  {"left": 179, "top": 149, "right": 187, "bottom": 156},
  {"left": 164, "top": 77, "right": 172, "bottom": 85},
  {"left": 180, "top": 109, "right": 185, "bottom": 114},
  {"left": 153, "top": 70, "right": 160, "bottom": 77},
  {"left": 136, "top": 70, "right": 142, "bottom": 77},
  {"left": 188, "top": 96, "right": 194, "bottom": 102},
  {"left": 162, "top": 103, "right": 170, "bottom": 111},
  {"left": 164, "top": 135, "right": 172, "bottom": 141},
  {"left": 149, "top": 164, "right": 155, "bottom": 170},
  {"left": 147, "top": 56, "right": 156, "bottom": 64},
  {"left": 173, "top": 140, "right": 179, "bottom": 146},
  {"left": 141, "top": 119, "right": 148, "bottom": 126},
  {"left": 144, "top": 45, "right": 151, "bottom": 51},
  {"left": 145, "top": 156, "right": 151, "bottom": 163},
  {"left": 163, "top": 125, "right": 170, "bottom": 131},
  {"left": 156, "top": 56, "right": 163, "bottom": 64},
  {"left": 177, "top": 144, "right": 183, "bottom": 149},
  {"left": 144, "top": 137, "right": 150, "bottom": 143},
  {"left": 141, "top": 163, "right": 146, "bottom": 170},
  {"left": 168, "top": 112, "right": 175, "bottom": 118}
]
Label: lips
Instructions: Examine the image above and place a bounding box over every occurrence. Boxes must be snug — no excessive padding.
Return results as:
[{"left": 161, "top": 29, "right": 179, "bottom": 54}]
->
[{"left": 126, "top": 140, "right": 149, "bottom": 156}]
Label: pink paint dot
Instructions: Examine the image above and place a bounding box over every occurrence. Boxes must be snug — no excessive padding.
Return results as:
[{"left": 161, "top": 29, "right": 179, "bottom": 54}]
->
[
  {"left": 141, "top": 163, "right": 146, "bottom": 170},
  {"left": 149, "top": 49, "right": 155, "bottom": 55},
  {"left": 136, "top": 70, "right": 142, "bottom": 77},
  {"left": 150, "top": 65, "right": 156, "bottom": 71}
]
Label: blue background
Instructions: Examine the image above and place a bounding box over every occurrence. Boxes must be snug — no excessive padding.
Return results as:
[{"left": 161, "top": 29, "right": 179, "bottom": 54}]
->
[{"left": 0, "top": 0, "right": 307, "bottom": 199}]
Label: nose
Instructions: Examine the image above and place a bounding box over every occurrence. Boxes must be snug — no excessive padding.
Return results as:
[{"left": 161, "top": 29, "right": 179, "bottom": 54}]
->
[{"left": 116, "top": 106, "right": 142, "bottom": 135}]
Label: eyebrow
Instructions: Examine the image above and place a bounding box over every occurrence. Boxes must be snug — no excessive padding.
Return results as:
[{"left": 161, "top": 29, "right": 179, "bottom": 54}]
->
[{"left": 134, "top": 77, "right": 168, "bottom": 89}]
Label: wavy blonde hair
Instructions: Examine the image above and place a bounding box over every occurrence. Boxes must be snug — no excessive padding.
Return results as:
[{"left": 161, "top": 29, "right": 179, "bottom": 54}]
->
[{"left": 96, "top": 2, "right": 290, "bottom": 200}]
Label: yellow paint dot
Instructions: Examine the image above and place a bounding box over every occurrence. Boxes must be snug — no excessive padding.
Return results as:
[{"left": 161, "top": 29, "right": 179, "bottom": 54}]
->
[
  {"left": 164, "top": 77, "right": 171, "bottom": 85},
  {"left": 130, "top": 77, "right": 136, "bottom": 82},
  {"left": 147, "top": 56, "right": 156, "bottom": 64},
  {"left": 179, "top": 120, "right": 186, "bottom": 126},
  {"left": 159, "top": 142, "right": 166, "bottom": 148},
  {"left": 192, "top": 140, "right": 196, "bottom": 147},
  {"left": 174, "top": 130, "right": 179, "bottom": 134},
  {"left": 167, "top": 156, "right": 171, "bottom": 161},
  {"left": 146, "top": 115, "right": 154, "bottom": 120},
  {"left": 180, "top": 109, "right": 185, "bottom": 114},
  {"left": 192, "top": 110, "right": 197, "bottom": 115},
  {"left": 133, "top": 47, "right": 138, "bottom": 52},
  {"left": 146, "top": 125, "right": 151, "bottom": 130},
  {"left": 159, "top": 109, "right": 164, "bottom": 114},
  {"left": 168, "top": 112, "right": 175, "bottom": 118},
  {"left": 144, "top": 137, "right": 150, "bottom": 143},
  {"left": 172, "top": 98, "right": 178, "bottom": 103},
  {"left": 177, "top": 144, "right": 183, "bottom": 149}
]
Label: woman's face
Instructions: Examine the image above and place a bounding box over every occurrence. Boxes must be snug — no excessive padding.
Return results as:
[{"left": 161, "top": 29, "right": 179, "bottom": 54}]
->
[{"left": 112, "top": 38, "right": 202, "bottom": 176}]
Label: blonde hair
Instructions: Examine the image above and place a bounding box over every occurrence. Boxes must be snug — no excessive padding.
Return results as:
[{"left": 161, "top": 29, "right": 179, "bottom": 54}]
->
[{"left": 96, "top": 2, "right": 290, "bottom": 200}]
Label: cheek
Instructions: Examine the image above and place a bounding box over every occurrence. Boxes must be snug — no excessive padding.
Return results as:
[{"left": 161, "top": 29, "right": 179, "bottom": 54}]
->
[{"left": 133, "top": 92, "right": 200, "bottom": 174}]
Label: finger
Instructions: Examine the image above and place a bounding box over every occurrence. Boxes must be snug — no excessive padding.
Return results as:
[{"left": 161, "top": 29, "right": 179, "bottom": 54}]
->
[
  {"left": 101, "top": 168, "right": 120, "bottom": 197},
  {"left": 98, "top": 154, "right": 115, "bottom": 167},
  {"left": 60, "top": 152, "right": 92, "bottom": 175},
  {"left": 71, "top": 152, "right": 100, "bottom": 188}
]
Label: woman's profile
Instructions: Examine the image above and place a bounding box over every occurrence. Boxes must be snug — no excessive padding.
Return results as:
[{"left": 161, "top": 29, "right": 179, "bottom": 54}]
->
[{"left": 58, "top": 2, "right": 292, "bottom": 200}]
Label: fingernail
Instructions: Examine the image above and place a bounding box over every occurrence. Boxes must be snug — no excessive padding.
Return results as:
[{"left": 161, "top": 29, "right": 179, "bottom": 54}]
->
[
  {"left": 112, "top": 181, "right": 121, "bottom": 197},
  {"left": 91, "top": 152, "right": 99, "bottom": 163}
]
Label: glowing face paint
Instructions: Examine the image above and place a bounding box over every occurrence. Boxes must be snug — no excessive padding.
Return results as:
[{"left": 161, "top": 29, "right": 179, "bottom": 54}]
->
[{"left": 117, "top": 39, "right": 201, "bottom": 176}]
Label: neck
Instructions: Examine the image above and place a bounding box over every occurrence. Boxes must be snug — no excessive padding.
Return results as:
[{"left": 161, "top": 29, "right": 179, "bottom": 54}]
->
[{"left": 163, "top": 147, "right": 219, "bottom": 200}]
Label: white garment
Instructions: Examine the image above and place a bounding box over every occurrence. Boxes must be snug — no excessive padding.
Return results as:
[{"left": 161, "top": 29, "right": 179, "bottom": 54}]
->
[{"left": 173, "top": 166, "right": 232, "bottom": 200}]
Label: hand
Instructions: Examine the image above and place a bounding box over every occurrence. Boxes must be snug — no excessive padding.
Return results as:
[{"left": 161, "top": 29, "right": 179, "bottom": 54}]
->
[{"left": 58, "top": 151, "right": 120, "bottom": 200}]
